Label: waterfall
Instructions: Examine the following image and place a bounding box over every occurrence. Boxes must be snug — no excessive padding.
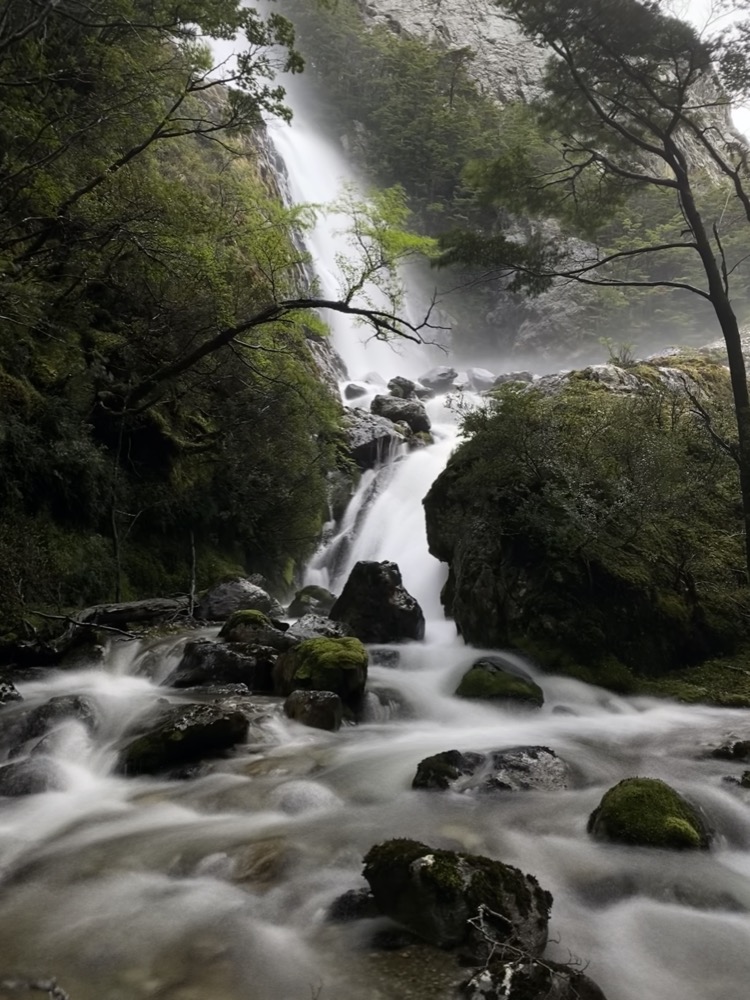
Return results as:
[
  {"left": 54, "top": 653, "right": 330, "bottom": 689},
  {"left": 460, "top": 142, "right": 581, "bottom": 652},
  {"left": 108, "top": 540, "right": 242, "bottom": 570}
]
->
[{"left": 0, "top": 45, "right": 749, "bottom": 1000}]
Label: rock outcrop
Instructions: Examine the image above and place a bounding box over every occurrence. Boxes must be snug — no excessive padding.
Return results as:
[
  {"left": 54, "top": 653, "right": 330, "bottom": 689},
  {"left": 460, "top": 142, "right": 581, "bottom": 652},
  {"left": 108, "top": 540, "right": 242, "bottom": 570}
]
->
[{"left": 330, "top": 560, "right": 425, "bottom": 643}]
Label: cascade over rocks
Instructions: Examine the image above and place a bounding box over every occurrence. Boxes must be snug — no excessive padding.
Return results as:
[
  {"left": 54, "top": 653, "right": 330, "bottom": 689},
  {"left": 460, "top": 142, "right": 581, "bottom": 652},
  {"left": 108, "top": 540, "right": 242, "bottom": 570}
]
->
[
  {"left": 11, "top": 695, "right": 98, "bottom": 753},
  {"left": 330, "top": 560, "right": 426, "bottom": 642},
  {"left": 371, "top": 394, "right": 431, "bottom": 433},
  {"left": 387, "top": 376, "right": 418, "bottom": 398},
  {"left": 588, "top": 777, "right": 711, "bottom": 850},
  {"left": 344, "top": 409, "right": 405, "bottom": 469},
  {"left": 163, "top": 638, "right": 276, "bottom": 691},
  {"left": 362, "top": 838, "right": 552, "bottom": 954},
  {"left": 413, "top": 746, "right": 569, "bottom": 793},
  {"left": 0, "top": 757, "right": 64, "bottom": 797},
  {"left": 196, "top": 578, "right": 284, "bottom": 621},
  {"left": 418, "top": 366, "right": 458, "bottom": 394}
]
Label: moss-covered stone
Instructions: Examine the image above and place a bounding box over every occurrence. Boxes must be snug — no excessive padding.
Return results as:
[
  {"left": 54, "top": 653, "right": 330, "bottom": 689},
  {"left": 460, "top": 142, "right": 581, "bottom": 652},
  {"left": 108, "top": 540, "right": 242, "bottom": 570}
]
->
[
  {"left": 587, "top": 777, "right": 711, "bottom": 850},
  {"left": 455, "top": 664, "right": 544, "bottom": 707},
  {"left": 273, "top": 636, "right": 368, "bottom": 708},
  {"left": 362, "top": 838, "right": 552, "bottom": 953}
]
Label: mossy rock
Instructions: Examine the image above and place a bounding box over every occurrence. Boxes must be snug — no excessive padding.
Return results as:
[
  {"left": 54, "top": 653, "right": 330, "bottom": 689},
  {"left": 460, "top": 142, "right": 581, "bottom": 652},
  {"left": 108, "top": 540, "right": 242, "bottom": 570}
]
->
[
  {"left": 362, "top": 838, "right": 551, "bottom": 954},
  {"left": 287, "top": 585, "right": 337, "bottom": 618},
  {"left": 217, "top": 610, "right": 290, "bottom": 648},
  {"left": 455, "top": 658, "right": 544, "bottom": 708},
  {"left": 587, "top": 777, "right": 711, "bottom": 850},
  {"left": 272, "top": 636, "right": 368, "bottom": 708}
]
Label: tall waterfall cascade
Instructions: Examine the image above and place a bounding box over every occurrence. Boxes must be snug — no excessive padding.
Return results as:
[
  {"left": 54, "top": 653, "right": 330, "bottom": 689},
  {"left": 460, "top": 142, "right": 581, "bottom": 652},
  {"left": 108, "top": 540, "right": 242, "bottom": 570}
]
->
[{"left": 0, "top": 62, "right": 748, "bottom": 1000}]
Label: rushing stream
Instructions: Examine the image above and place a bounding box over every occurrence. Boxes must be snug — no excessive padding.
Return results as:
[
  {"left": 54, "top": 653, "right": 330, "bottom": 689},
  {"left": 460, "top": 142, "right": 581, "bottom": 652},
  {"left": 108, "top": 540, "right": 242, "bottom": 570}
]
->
[{"left": 2, "top": 63, "right": 750, "bottom": 1000}]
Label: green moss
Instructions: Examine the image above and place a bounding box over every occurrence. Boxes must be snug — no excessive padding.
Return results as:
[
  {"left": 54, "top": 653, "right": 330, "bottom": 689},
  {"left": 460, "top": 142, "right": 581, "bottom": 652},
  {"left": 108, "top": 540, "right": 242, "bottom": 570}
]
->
[
  {"left": 455, "top": 666, "right": 544, "bottom": 706},
  {"left": 224, "top": 609, "right": 271, "bottom": 629},
  {"left": 588, "top": 777, "right": 710, "bottom": 849},
  {"left": 293, "top": 636, "right": 367, "bottom": 683}
]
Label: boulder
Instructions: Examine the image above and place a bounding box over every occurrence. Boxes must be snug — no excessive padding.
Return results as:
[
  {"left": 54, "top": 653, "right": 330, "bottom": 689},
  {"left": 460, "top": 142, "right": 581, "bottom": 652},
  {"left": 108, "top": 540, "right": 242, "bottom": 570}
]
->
[
  {"left": 371, "top": 395, "right": 431, "bottom": 434},
  {"left": 327, "top": 887, "right": 379, "bottom": 923},
  {"left": 218, "top": 610, "right": 292, "bottom": 648},
  {"left": 588, "top": 777, "right": 711, "bottom": 849},
  {"left": 343, "top": 409, "right": 404, "bottom": 470},
  {"left": 285, "top": 614, "right": 352, "bottom": 643},
  {"left": 287, "top": 585, "right": 337, "bottom": 618},
  {"left": 12, "top": 694, "right": 98, "bottom": 750},
  {"left": 284, "top": 690, "right": 343, "bottom": 731},
  {"left": 465, "top": 367, "right": 497, "bottom": 392},
  {"left": 196, "top": 578, "right": 284, "bottom": 621},
  {"left": 273, "top": 636, "right": 368, "bottom": 708},
  {"left": 711, "top": 738, "right": 750, "bottom": 761},
  {"left": 118, "top": 703, "right": 249, "bottom": 776},
  {"left": 493, "top": 371, "right": 533, "bottom": 386},
  {"left": 387, "top": 376, "right": 417, "bottom": 399},
  {"left": 0, "top": 678, "right": 22, "bottom": 706},
  {"left": 462, "top": 959, "right": 608, "bottom": 1000},
  {"left": 162, "top": 638, "right": 276, "bottom": 691},
  {"left": 344, "top": 381, "right": 369, "bottom": 400},
  {"left": 413, "top": 746, "right": 568, "bottom": 793},
  {"left": 330, "top": 561, "right": 425, "bottom": 643},
  {"left": 455, "top": 656, "right": 543, "bottom": 708},
  {"left": 362, "top": 838, "right": 551, "bottom": 953},
  {"left": 418, "top": 366, "right": 458, "bottom": 394},
  {"left": 0, "top": 757, "right": 63, "bottom": 796}
]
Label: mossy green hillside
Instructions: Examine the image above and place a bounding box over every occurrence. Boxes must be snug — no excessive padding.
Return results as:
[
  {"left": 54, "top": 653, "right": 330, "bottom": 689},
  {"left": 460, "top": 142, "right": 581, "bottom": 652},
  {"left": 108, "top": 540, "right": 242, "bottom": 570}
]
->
[{"left": 588, "top": 778, "right": 710, "bottom": 849}]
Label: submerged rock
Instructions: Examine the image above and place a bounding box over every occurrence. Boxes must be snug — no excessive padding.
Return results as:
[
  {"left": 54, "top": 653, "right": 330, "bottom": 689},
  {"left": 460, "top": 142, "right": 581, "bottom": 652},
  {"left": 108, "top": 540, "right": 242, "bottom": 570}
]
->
[
  {"left": 118, "top": 703, "right": 249, "bottom": 776},
  {"left": 163, "top": 638, "right": 276, "bottom": 692},
  {"left": 284, "top": 689, "right": 343, "bottom": 731},
  {"left": 0, "top": 757, "right": 63, "bottom": 796},
  {"left": 588, "top": 777, "right": 711, "bottom": 849},
  {"left": 413, "top": 746, "right": 569, "bottom": 793},
  {"left": 462, "top": 959, "right": 608, "bottom": 1000},
  {"left": 273, "top": 636, "right": 368, "bottom": 708},
  {"left": 196, "top": 578, "right": 284, "bottom": 621},
  {"left": 12, "top": 694, "right": 98, "bottom": 750},
  {"left": 287, "top": 585, "right": 337, "bottom": 618},
  {"left": 362, "top": 838, "right": 551, "bottom": 954},
  {"left": 330, "top": 560, "right": 425, "bottom": 643},
  {"left": 455, "top": 656, "right": 543, "bottom": 708}
]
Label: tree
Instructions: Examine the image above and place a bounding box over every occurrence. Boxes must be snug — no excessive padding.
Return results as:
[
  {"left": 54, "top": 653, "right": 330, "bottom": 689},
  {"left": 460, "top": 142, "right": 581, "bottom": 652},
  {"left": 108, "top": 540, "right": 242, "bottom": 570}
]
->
[{"left": 442, "top": 0, "right": 750, "bottom": 581}]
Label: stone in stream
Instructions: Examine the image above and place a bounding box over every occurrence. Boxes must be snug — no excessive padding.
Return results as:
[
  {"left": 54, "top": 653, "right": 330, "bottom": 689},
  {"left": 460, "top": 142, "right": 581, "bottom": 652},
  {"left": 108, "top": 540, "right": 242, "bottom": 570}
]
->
[
  {"left": 363, "top": 838, "right": 552, "bottom": 955},
  {"left": 587, "top": 777, "right": 711, "bottom": 849},
  {"left": 218, "top": 610, "right": 292, "bottom": 648},
  {"left": 283, "top": 689, "right": 343, "bottom": 731},
  {"left": 370, "top": 395, "right": 431, "bottom": 434},
  {"left": 0, "top": 677, "right": 22, "bottom": 705},
  {"left": 387, "top": 376, "right": 418, "bottom": 399},
  {"left": 196, "top": 577, "right": 284, "bottom": 621},
  {"left": 0, "top": 757, "right": 64, "bottom": 796},
  {"left": 343, "top": 409, "right": 405, "bottom": 470},
  {"left": 711, "top": 738, "right": 750, "bottom": 761},
  {"left": 462, "top": 958, "right": 609, "bottom": 1000},
  {"left": 10, "top": 694, "right": 99, "bottom": 754},
  {"left": 163, "top": 638, "right": 276, "bottom": 692},
  {"left": 464, "top": 367, "right": 498, "bottom": 393},
  {"left": 330, "top": 560, "right": 425, "bottom": 643},
  {"left": 273, "top": 636, "right": 368, "bottom": 709},
  {"left": 413, "top": 746, "right": 570, "bottom": 793},
  {"left": 285, "top": 614, "right": 352, "bottom": 643},
  {"left": 287, "top": 585, "right": 337, "bottom": 618},
  {"left": 118, "top": 703, "right": 249, "bottom": 776},
  {"left": 455, "top": 655, "right": 544, "bottom": 708},
  {"left": 418, "top": 366, "right": 458, "bottom": 394}
]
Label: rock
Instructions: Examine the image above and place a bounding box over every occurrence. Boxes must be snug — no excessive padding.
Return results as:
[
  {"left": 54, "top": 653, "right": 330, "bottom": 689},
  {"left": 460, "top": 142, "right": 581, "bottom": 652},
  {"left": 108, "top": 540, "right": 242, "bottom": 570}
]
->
[
  {"left": 413, "top": 746, "right": 569, "bottom": 793},
  {"left": 327, "top": 887, "right": 379, "bottom": 922},
  {"left": 0, "top": 757, "right": 63, "bottom": 796},
  {"left": 462, "top": 959, "right": 608, "bottom": 1000},
  {"left": 493, "top": 371, "right": 533, "bottom": 386},
  {"left": 218, "top": 610, "right": 292, "bottom": 648},
  {"left": 330, "top": 561, "right": 425, "bottom": 643},
  {"left": 119, "top": 703, "right": 249, "bottom": 776},
  {"left": 344, "top": 381, "right": 369, "bottom": 400},
  {"left": 285, "top": 614, "right": 352, "bottom": 643},
  {"left": 465, "top": 367, "right": 497, "bottom": 392},
  {"left": 287, "top": 585, "right": 337, "bottom": 618},
  {"left": 711, "top": 738, "right": 750, "bottom": 761},
  {"left": 0, "top": 678, "right": 22, "bottom": 705},
  {"left": 387, "top": 376, "right": 417, "bottom": 398},
  {"left": 284, "top": 690, "right": 343, "bottom": 731},
  {"left": 162, "top": 638, "right": 276, "bottom": 691},
  {"left": 369, "top": 647, "right": 401, "bottom": 668},
  {"left": 362, "top": 838, "right": 551, "bottom": 954},
  {"left": 13, "top": 694, "right": 98, "bottom": 749},
  {"left": 273, "top": 636, "right": 368, "bottom": 708},
  {"left": 587, "top": 777, "right": 711, "bottom": 849},
  {"left": 418, "top": 366, "right": 458, "bottom": 394},
  {"left": 196, "top": 578, "right": 284, "bottom": 621},
  {"left": 343, "top": 409, "right": 405, "bottom": 470},
  {"left": 455, "top": 656, "right": 544, "bottom": 708},
  {"left": 371, "top": 394, "right": 431, "bottom": 434}
]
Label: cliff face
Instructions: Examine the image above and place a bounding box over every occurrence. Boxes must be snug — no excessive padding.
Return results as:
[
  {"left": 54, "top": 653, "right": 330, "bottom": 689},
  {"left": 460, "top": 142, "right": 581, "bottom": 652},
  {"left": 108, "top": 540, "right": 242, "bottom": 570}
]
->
[{"left": 358, "top": 0, "right": 546, "bottom": 102}]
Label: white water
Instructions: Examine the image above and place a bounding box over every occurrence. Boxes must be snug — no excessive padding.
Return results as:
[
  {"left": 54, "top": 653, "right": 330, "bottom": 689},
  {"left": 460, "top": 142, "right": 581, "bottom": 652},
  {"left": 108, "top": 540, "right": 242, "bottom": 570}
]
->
[{"left": 2, "top": 62, "right": 750, "bottom": 1000}]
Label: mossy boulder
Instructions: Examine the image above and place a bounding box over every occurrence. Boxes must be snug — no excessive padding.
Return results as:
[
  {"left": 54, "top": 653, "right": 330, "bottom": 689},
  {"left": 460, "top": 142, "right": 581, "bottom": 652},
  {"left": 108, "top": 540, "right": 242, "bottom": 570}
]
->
[
  {"left": 118, "top": 703, "right": 249, "bottom": 776},
  {"left": 587, "top": 777, "right": 711, "bottom": 850},
  {"left": 455, "top": 656, "right": 544, "bottom": 707},
  {"left": 273, "top": 636, "right": 368, "bottom": 708},
  {"left": 287, "top": 585, "right": 337, "bottom": 618},
  {"left": 423, "top": 366, "right": 750, "bottom": 692},
  {"left": 363, "top": 839, "right": 551, "bottom": 954},
  {"left": 218, "top": 610, "right": 291, "bottom": 648},
  {"left": 329, "top": 560, "right": 425, "bottom": 643},
  {"left": 196, "top": 578, "right": 284, "bottom": 621}
]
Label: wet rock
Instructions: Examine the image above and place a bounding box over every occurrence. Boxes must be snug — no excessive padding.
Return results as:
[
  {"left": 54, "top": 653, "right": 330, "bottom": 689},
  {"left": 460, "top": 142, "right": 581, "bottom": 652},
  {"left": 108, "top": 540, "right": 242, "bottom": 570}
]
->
[
  {"left": 455, "top": 656, "right": 544, "bottom": 708},
  {"left": 371, "top": 395, "right": 431, "bottom": 434},
  {"left": 119, "top": 703, "right": 249, "bottom": 776},
  {"left": 218, "top": 610, "right": 292, "bottom": 648},
  {"left": 462, "top": 959, "right": 608, "bottom": 1000},
  {"left": 13, "top": 694, "right": 98, "bottom": 749},
  {"left": 273, "top": 636, "right": 368, "bottom": 708},
  {"left": 413, "top": 747, "right": 569, "bottom": 793},
  {"left": 163, "top": 638, "right": 276, "bottom": 692},
  {"left": 363, "top": 838, "right": 551, "bottom": 954},
  {"left": 344, "top": 381, "right": 369, "bottom": 400},
  {"left": 387, "top": 376, "right": 417, "bottom": 399},
  {"left": 418, "top": 366, "right": 458, "bottom": 394},
  {"left": 285, "top": 614, "right": 352, "bottom": 643},
  {"left": 330, "top": 560, "right": 425, "bottom": 643},
  {"left": 284, "top": 689, "right": 343, "bottom": 731},
  {"left": 287, "top": 585, "right": 337, "bottom": 618},
  {"left": 327, "top": 887, "right": 379, "bottom": 922},
  {"left": 588, "top": 777, "right": 711, "bottom": 849},
  {"left": 493, "top": 370, "right": 533, "bottom": 386},
  {"left": 0, "top": 757, "right": 63, "bottom": 796},
  {"left": 465, "top": 368, "right": 497, "bottom": 392},
  {"left": 343, "top": 409, "right": 404, "bottom": 470},
  {"left": 0, "top": 677, "right": 22, "bottom": 705},
  {"left": 369, "top": 647, "right": 401, "bottom": 668},
  {"left": 196, "top": 577, "right": 284, "bottom": 621},
  {"left": 711, "top": 738, "right": 750, "bottom": 761}
]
